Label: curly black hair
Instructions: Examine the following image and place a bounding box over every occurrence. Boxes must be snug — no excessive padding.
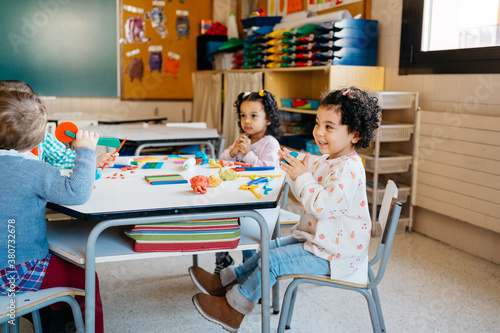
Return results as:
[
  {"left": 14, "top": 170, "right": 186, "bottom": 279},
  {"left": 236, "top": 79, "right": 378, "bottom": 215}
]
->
[
  {"left": 233, "top": 90, "right": 284, "bottom": 139},
  {"left": 319, "top": 87, "right": 381, "bottom": 149}
]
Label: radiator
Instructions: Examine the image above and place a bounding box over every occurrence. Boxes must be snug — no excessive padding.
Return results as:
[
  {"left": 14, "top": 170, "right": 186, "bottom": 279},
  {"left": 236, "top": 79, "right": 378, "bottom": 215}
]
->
[{"left": 413, "top": 111, "right": 500, "bottom": 233}]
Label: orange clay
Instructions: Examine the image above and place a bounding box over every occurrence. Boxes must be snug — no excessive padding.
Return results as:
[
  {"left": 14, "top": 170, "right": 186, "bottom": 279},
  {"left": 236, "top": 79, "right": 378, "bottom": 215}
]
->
[{"left": 190, "top": 175, "right": 210, "bottom": 194}]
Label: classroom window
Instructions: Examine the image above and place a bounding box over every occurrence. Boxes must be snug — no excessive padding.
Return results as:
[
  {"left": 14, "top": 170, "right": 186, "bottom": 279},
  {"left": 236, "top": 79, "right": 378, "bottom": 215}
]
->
[{"left": 399, "top": 0, "right": 500, "bottom": 74}]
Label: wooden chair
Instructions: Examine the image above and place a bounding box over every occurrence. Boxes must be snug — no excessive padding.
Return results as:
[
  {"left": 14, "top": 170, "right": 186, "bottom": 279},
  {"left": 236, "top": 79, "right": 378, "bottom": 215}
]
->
[
  {"left": 277, "top": 180, "right": 402, "bottom": 333},
  {"left": 0, "top": 287, "right": 85, "bottom": 333}
]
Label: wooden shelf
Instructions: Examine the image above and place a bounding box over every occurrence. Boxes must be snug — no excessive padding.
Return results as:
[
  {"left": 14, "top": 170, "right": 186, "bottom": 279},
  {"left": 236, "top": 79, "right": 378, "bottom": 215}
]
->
[{"left": 280, "top": 107, "right": 317, "bottom": 115}]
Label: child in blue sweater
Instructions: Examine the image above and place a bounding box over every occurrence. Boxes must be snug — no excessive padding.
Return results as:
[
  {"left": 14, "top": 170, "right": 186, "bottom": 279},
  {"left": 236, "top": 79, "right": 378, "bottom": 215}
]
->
[
  {"left": 0, "top": 80, "right": 118, "bottom": 169},
  {"left": 0, "top": 89, "right": 104, "bottom": 332}
]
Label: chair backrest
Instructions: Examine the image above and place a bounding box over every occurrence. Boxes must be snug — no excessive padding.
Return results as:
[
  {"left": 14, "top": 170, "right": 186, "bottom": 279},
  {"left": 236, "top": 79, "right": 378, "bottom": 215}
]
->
[
  {"left": 368, "top": 180, "right": 402, "bottom": 288},
  {"left": 378, "top": 180, "right": 398, "bottom": 234}
]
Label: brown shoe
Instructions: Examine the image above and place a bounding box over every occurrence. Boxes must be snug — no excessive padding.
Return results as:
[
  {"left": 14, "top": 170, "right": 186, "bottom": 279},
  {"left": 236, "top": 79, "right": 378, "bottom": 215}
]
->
[
  {"left": 192, "top": 293, "right": 245, "bottom": 332},
  {"left": 189, "top": 266, "right": 227, "bottom": 297}
]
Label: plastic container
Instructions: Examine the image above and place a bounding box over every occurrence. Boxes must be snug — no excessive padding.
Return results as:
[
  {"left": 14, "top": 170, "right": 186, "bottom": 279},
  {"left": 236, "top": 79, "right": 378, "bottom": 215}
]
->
[
  {"left": 280, "top": 98, "right": 293, "bottom": 107},
  {"left": 369, "top": 91, "right": 417, "bottom": 109},
  {"left": 359, "top": 150, "right": 412, "bottom": 173},
  {"left": 213, "top": 53, "right": 234, "bottom": 70},
  {"left": 366, "top": 184, "right": 411, "bottom": 204},
  {"left": 241, "top": 16, "right": 282, "bottom": 29},
  {"left": 307, "top": 99, "right": 320, "bottom": 109},
  {"left": 227, "top": 14, "right": 239, "bottom": 39},
  {"left": 306, "top": 140, "right": 320, "bottom": 154},
  {"left": 377, "top": 123, "right": 414, "bottom": 142},
  {"left": 291, "top": 99, "right": 307, "bottom": 107}
]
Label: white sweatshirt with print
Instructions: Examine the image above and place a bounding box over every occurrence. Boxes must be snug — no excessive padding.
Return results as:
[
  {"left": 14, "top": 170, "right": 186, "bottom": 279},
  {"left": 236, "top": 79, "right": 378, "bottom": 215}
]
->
[{"left": 288, "top": 151, "right": 372, "bottom": 284}]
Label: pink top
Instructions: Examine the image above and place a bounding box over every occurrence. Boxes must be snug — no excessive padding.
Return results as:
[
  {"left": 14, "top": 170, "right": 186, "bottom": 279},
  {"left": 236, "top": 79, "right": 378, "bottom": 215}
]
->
[{"left": 219, "top": 135, "right": 281, "bottom": 167}]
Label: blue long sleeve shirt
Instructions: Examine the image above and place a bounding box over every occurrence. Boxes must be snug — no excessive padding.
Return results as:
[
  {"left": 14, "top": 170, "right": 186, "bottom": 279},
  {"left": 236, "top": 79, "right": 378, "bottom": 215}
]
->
[{"left": 0, "top": 148, "right": 96, "bottom": 269}]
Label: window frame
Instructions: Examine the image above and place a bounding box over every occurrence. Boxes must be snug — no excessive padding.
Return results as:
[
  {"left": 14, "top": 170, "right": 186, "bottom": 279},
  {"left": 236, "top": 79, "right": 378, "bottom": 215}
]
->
[{"left": 399, "top": 0, "right": 500, "bottom": 75}]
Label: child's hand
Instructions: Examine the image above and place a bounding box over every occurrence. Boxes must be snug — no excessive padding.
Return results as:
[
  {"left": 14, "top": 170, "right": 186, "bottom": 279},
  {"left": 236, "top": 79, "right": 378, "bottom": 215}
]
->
[
  {"left": 280, "top": 149, "right": 310, "bottom": 181},
  {"left": 230, "top": 134, "right": 250, "bottom": 157},
  {"left": 236, "top": 135, "right": 251, "bottom": 155},
  {"left": 96, "top": 152, "right": 119, "bottom": 168},
  {"left": 73, "top": 130, "right": 98, "bottom": 150}
]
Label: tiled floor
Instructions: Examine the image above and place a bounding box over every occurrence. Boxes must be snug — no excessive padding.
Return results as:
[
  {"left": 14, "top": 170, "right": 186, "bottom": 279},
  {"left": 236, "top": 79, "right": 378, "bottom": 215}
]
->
[{"left": 19, "top": 227, "right": 500, "bottom": 333}]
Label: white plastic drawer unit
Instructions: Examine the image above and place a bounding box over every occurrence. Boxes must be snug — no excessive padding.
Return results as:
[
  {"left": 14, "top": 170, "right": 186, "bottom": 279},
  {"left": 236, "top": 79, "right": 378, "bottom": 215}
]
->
[
  {"left": 369, "top": 91, "right": 417, "bottom": 109},
  {"left": 359, "top": 150, "right": 413, "bottom": 174},
  {"left": 377, "top": 123, "right": 414, "bottom": 142}
]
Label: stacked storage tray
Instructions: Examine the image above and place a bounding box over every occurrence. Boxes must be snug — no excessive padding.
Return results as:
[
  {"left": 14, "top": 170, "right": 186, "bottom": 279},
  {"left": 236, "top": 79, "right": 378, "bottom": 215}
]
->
[
  {"left": 360, "top": 150, "right": 413, "bottom": 174},
  {"left": 378, "top": 123, "right": 414, "bottom": 142}
]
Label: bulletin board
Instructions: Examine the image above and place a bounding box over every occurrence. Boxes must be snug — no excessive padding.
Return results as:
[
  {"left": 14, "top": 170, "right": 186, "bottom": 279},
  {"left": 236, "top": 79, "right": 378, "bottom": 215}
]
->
[{"left": 120, "top": 0, "right": 212, "bottom": 100}]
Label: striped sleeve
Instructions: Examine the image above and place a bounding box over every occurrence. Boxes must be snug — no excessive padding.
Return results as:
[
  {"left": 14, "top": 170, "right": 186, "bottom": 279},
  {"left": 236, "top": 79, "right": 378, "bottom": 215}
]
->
[{"left": 40, "top": 133, "right": 76, "bottom": 169}]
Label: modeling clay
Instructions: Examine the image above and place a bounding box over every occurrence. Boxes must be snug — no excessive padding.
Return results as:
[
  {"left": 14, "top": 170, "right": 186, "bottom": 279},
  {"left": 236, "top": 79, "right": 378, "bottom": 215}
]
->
[
  {"left": 208, "top": 175, "right": 222, "bottom": 187},
  {"left": 195, "top": 151, "right": 209, "bottom": 165},
  {"left": 190, "top": 175, "right": 210, "bottom": 194},
  {"left": 281, "top": 151, "right": 299, "bottom": 165},
  {"left": 218, "top": 168, "right": 237, "bottom": 181},
  {"left": 209, "top": 158, "right": 221, "bottom": 168}
]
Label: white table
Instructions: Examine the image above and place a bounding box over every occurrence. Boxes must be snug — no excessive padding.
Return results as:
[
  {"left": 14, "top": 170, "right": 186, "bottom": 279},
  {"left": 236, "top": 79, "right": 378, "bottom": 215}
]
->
[
  {"left": 46, "top": 157, "right": 286, "bottom": 333},
  {"left": 89, "top": 124, "right": 220, "bottom": 156}
]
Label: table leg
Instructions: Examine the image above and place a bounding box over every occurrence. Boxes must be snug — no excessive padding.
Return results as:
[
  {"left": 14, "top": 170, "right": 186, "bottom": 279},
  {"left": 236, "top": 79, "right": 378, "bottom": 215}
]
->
[
  {"left": 271, "top": 217, "right": 281, "bottom": 315},
  {"left": 83, "top": 210, "right": 273, "bottom": 333}
]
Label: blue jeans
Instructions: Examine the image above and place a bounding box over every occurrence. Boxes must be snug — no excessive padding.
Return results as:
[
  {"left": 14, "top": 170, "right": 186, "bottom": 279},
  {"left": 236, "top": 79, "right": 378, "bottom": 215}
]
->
[
  {"left": 233, "top": 235, "right": 330, "bottom": 303},
  {"left": 242, "top": 249, "right": 256, "bottom": 261}
]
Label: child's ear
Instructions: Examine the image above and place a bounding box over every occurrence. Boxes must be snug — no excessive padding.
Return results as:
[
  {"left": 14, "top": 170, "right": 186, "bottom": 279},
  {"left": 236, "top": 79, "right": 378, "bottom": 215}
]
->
[{"left": 351, "top": 132, "right": 360, "bottom": 144}]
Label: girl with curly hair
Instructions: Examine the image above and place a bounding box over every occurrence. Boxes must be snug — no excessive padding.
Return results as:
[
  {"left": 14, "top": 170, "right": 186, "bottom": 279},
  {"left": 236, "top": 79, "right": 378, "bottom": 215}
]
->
[
  {"left": 219, "top": 90, "right": 284, "bottom": 166},
  {"left": 189, "top": 87, "right": 380, "bottom": 332},
  {"left": 211, "top": 90, "right": 284, "bottom": 275}
]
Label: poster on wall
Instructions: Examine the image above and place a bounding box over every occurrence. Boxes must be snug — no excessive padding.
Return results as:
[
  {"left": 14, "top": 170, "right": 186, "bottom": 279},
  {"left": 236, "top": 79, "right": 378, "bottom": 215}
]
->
[
  {"left": 120, "top": 0, "right": 210, "bottom": 100},
  {"left": 307, "top": 0, "right": 363, "bottom": 12},
  {"left": 267, "top": 0, "right": 303, "bottom": 16}
]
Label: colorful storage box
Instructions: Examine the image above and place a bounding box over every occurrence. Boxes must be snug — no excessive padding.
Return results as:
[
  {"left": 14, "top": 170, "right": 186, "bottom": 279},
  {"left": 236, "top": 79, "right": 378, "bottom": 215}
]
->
[
  {"left": 241, "top": 16, "right": 282, "bottom": 29},
  {"left": 306, "top": 140, "right": 321, "bottom": 154}
]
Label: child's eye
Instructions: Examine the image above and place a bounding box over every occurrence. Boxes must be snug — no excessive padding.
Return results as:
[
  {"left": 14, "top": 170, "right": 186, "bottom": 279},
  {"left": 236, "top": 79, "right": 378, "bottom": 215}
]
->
[
  {"left": 252, "top": 114, "right": 258, "bottom": 118},
  {"left": 314, "top": 122, "right": 319, "bottom": 126},
  {"left": 326, "top": 125, "right": 333, "bottom": 130}
]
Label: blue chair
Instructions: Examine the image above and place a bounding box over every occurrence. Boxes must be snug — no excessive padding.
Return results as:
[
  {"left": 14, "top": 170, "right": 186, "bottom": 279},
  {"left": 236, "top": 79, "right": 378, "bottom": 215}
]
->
[
  {"left": 0, "top": 287, "right": 85, "bottom": 333},
  {"left": 277, "top": 180, "right": 402, "bottom": 333}
]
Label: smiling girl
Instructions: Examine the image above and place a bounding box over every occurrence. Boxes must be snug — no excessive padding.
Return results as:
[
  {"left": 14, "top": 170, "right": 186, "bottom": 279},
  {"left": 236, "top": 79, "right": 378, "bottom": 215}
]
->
[{"left": 188, "top": 87, "right": 381, "bottom": 332}]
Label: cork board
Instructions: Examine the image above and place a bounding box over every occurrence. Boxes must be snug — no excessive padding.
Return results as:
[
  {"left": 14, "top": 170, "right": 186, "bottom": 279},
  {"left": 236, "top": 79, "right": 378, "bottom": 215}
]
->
[{"left": 120, "top": 0, "right": 212, "bottom": 100}]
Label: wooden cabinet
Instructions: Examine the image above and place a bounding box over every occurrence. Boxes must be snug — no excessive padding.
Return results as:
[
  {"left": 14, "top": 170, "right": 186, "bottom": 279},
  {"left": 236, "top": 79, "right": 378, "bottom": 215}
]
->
[
  {"left": 264, "top": 65, "right": 385, "bottom": 113},
  {"left": 263, "top": 65, "right": 385, "bottom": 152}
]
